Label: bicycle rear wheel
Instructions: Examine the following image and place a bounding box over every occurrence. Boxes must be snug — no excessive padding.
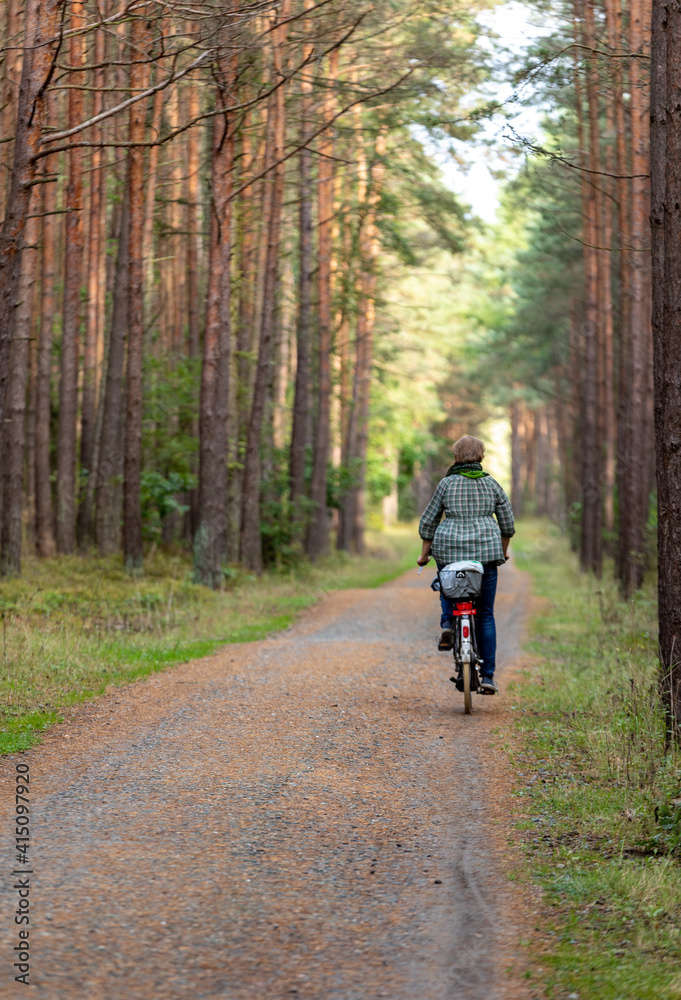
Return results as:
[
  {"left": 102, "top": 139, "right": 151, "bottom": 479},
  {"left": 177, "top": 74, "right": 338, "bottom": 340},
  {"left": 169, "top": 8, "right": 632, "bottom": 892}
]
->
[{"left": 463, "top": 661, "right": 471, "bottom": 714}]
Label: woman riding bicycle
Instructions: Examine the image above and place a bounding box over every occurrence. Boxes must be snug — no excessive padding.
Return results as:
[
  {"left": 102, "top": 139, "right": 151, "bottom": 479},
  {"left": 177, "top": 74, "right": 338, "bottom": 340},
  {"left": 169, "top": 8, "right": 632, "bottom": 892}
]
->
[{"left": 417, "top": 435, "right": 515, "bottom": 695}]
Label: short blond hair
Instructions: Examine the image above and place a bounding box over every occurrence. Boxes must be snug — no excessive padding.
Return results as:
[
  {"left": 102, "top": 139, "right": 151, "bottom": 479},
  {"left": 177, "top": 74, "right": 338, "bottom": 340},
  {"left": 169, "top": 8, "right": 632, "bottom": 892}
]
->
[{"left": 452, "top": 435, "right": 485, "bottom": 463}]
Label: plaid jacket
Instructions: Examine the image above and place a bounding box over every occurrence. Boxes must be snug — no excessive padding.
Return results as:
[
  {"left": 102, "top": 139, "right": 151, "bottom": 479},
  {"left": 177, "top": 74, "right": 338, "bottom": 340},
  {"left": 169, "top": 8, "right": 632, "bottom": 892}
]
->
[{"left": 418, "top": 473, "right": 515, "bottom": 567}]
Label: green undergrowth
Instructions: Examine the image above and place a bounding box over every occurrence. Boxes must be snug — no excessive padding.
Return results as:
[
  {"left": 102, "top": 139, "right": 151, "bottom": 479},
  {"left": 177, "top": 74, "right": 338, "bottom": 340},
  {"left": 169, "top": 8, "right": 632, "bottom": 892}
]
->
[
  {"left": 510, "top": 520, "right": 681, "bottom": 1000},
  {"left": 0, "top": 525, "right": 419, "bottom": 754}
]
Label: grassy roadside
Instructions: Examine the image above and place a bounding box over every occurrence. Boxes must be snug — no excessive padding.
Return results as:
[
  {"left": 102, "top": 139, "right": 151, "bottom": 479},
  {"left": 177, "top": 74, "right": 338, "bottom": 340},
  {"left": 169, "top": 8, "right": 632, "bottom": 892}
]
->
[
  {"left": 0, "top": 526, "right": 420, "bottom": 755},
  {"left": 509, "top": 520, "right": 681, "bottom": 1000}
]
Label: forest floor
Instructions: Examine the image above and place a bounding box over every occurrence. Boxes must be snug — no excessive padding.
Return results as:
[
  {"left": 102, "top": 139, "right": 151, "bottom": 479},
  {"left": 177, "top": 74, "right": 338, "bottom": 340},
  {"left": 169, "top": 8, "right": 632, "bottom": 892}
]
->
[
  {"left": 0, "top": 548, "right": 534, "bottom": 999},
  {"left": 0, "top": 527, "right": 418, "bottom": 754},
  {"left": 510, "top": 521, "right": 681, "bottom": 1000}
]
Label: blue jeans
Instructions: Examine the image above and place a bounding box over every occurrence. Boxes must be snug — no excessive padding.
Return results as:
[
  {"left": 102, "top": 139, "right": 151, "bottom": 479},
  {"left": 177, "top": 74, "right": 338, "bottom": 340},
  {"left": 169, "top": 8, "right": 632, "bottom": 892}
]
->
[{"left": 438, "top": 563, "right": 498, "bottom": 677}]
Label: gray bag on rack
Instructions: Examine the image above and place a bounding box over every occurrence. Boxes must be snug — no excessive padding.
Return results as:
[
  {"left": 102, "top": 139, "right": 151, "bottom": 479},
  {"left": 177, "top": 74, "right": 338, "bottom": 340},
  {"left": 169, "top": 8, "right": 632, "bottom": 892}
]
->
[{"left": 437, "top": 560, "right": 484, "bottom": 600}]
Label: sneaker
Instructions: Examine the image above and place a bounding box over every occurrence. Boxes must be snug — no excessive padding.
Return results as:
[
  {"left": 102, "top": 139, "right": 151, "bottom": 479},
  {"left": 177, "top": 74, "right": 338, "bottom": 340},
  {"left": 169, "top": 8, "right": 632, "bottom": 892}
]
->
[
  {"left": 438, "top": 626, "right": 454, "bottom": 651},
  {"left": 479, "top": 674, "right": 498, "bottom": 694}
]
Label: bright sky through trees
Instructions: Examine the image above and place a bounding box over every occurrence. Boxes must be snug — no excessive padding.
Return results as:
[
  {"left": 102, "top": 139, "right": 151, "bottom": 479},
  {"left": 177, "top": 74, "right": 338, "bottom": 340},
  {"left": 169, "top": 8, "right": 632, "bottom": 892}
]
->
[{"left": 432, "top": 1, "right": 555, "bottom": 222}]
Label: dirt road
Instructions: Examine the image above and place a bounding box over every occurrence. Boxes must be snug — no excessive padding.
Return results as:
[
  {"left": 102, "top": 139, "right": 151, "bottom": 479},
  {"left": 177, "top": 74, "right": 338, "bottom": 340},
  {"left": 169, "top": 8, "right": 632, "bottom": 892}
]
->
[{"left": 0, "top": 561, "right": 532, "bottom": 1000}]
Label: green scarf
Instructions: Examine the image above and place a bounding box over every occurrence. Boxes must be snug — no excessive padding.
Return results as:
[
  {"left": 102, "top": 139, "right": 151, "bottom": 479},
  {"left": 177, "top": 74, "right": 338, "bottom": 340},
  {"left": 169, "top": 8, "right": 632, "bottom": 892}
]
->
[{"left": 446, "top": 461, "right": 489, "bottom": 479}]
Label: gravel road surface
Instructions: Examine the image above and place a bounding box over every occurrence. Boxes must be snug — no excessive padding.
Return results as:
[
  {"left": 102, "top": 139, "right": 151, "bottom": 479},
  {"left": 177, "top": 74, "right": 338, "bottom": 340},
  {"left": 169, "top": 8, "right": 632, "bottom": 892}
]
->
[{"left": 0, "top": 561, "right": 531, "bottom": 1000}]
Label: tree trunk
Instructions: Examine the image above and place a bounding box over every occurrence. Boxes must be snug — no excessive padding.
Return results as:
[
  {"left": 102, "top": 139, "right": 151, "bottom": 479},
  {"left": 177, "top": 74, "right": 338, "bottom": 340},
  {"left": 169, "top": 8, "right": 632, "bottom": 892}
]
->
[
  {"left": 123, "top": 13, "right": 150, "bottom": 574},
  {"left": 0, "top": 0, "right": 61, "bottom": 476},
  {"left": 240, "top": 0, "right": 290, "bottom": 574},
  {"left": 166, "top": 75, "right": 185, "bottom": 353},
  {"left": 35, "top": 122, "right": 57, "bottom": 557},
  {"left": 77, "top": 24, "right": 106, "bottom": 548},
  {"left": 289, "top": 12, "right": 314, "bottom": 523},
  {"left": 307, "top": 49, "right": 338, "bottom": 559},
  {"left": 587, "top": 0, "right": 616, "bottom": 539},
  {"left": 351, "top": 282, "right": 376, "bottom": 555},
  {"left": 338, "top": 101, "right": 368, "bottom": 552},
  {"left": 583, "top": 0, "right": 612, "bottom": 552},
  {"left": 599, "top": 0, "right": 623, "bottom": 546},
  {"left": 142, "top": 85, "right": 164, "bottom": 298},
  {"left": 95, "top": 194, "right": 129, "bottom": 554},
  {"left": 25, "top": 324, "right": 37, "bottom": 548},
  {"left": 536, "top": 407, "right": 549, "bottom": 517},
  {"left": 511, "top": 399, "right": 523, "bottom": 517},
  {"left": 56, "top": 0, "right": 86, "bottom": 554},
  {"left": 521, "top": 403, "right": 537, "bottom": 511},
  {"left": 602, "top": 100, "right": 617, "bottom": 539},
  {"left": 618, "top": 0, "right": 653, "bottom": 593},
  {"left": 186, "top": 79, "right": 202, "bottom": 359},
  {"left": 194, "top": 56, "right": 237, "bottom": 588},
  {"left": 237, "top": 121, "right": 258, "bottom": 442},
  {"left": 0, "top": 0, "right": 23, "bottom": 220},
  {"left": 225, "top": 118, "right": 257, "bottom": 558},
  {"left": 333, "top": 166, "right": 353, "bottom": 473},
  {"left": 0, "top": 213, "right": 38, "bottom": 575},
  {"left": 185, "top": 78, "right": 202, "bottom": 540},
  {"left": 339, "top": 130, "right": 386, "bottom": 554},
  {"left": 554, "top": 376, "right": 572, "bottom": 519},
  {"left": 253, "top": 105, "right": 272, "bottom": 362},
  {"left": 273, "top": 252, "right": 294, "bottom": 451},
  {"left": 564, "top": 309, "right": 581, "bottom": 516},
  {"left": 651, "top": 0, "right": 681, "bottom": 735},
  {"left": 548, "top": 407, "right": 561, "bottom": 522},
  {"left": 573, "top": 10, "right": 602, "bottom": 574},
  {"left": 337, "top": 336, "right": 361, "bottom": 553},
  {"left": 353, "top": 134, "right": 387, "bottom": 553},
  {"left": 606, "top": 0, "right": 634, "bottom": 571}
]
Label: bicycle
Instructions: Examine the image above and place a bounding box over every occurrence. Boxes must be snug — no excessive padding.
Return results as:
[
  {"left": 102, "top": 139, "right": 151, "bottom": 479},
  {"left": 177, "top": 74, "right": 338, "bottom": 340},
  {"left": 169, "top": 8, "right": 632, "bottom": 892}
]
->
[
  {"left": 447, "top": 593, "right": 482, "bottom": 714},
  {"left": 420, "top": 559, "right": 486, "bottom": 714}
]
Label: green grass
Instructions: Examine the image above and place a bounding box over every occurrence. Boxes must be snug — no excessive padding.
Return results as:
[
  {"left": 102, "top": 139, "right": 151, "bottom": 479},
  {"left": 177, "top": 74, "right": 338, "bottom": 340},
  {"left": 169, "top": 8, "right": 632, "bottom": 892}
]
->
[
  {"left": 511, "top": 520, "right": 681, "bottom": 1000},
  {"left": 0, "top": 525, "right": 420, "bottom": 754}
]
